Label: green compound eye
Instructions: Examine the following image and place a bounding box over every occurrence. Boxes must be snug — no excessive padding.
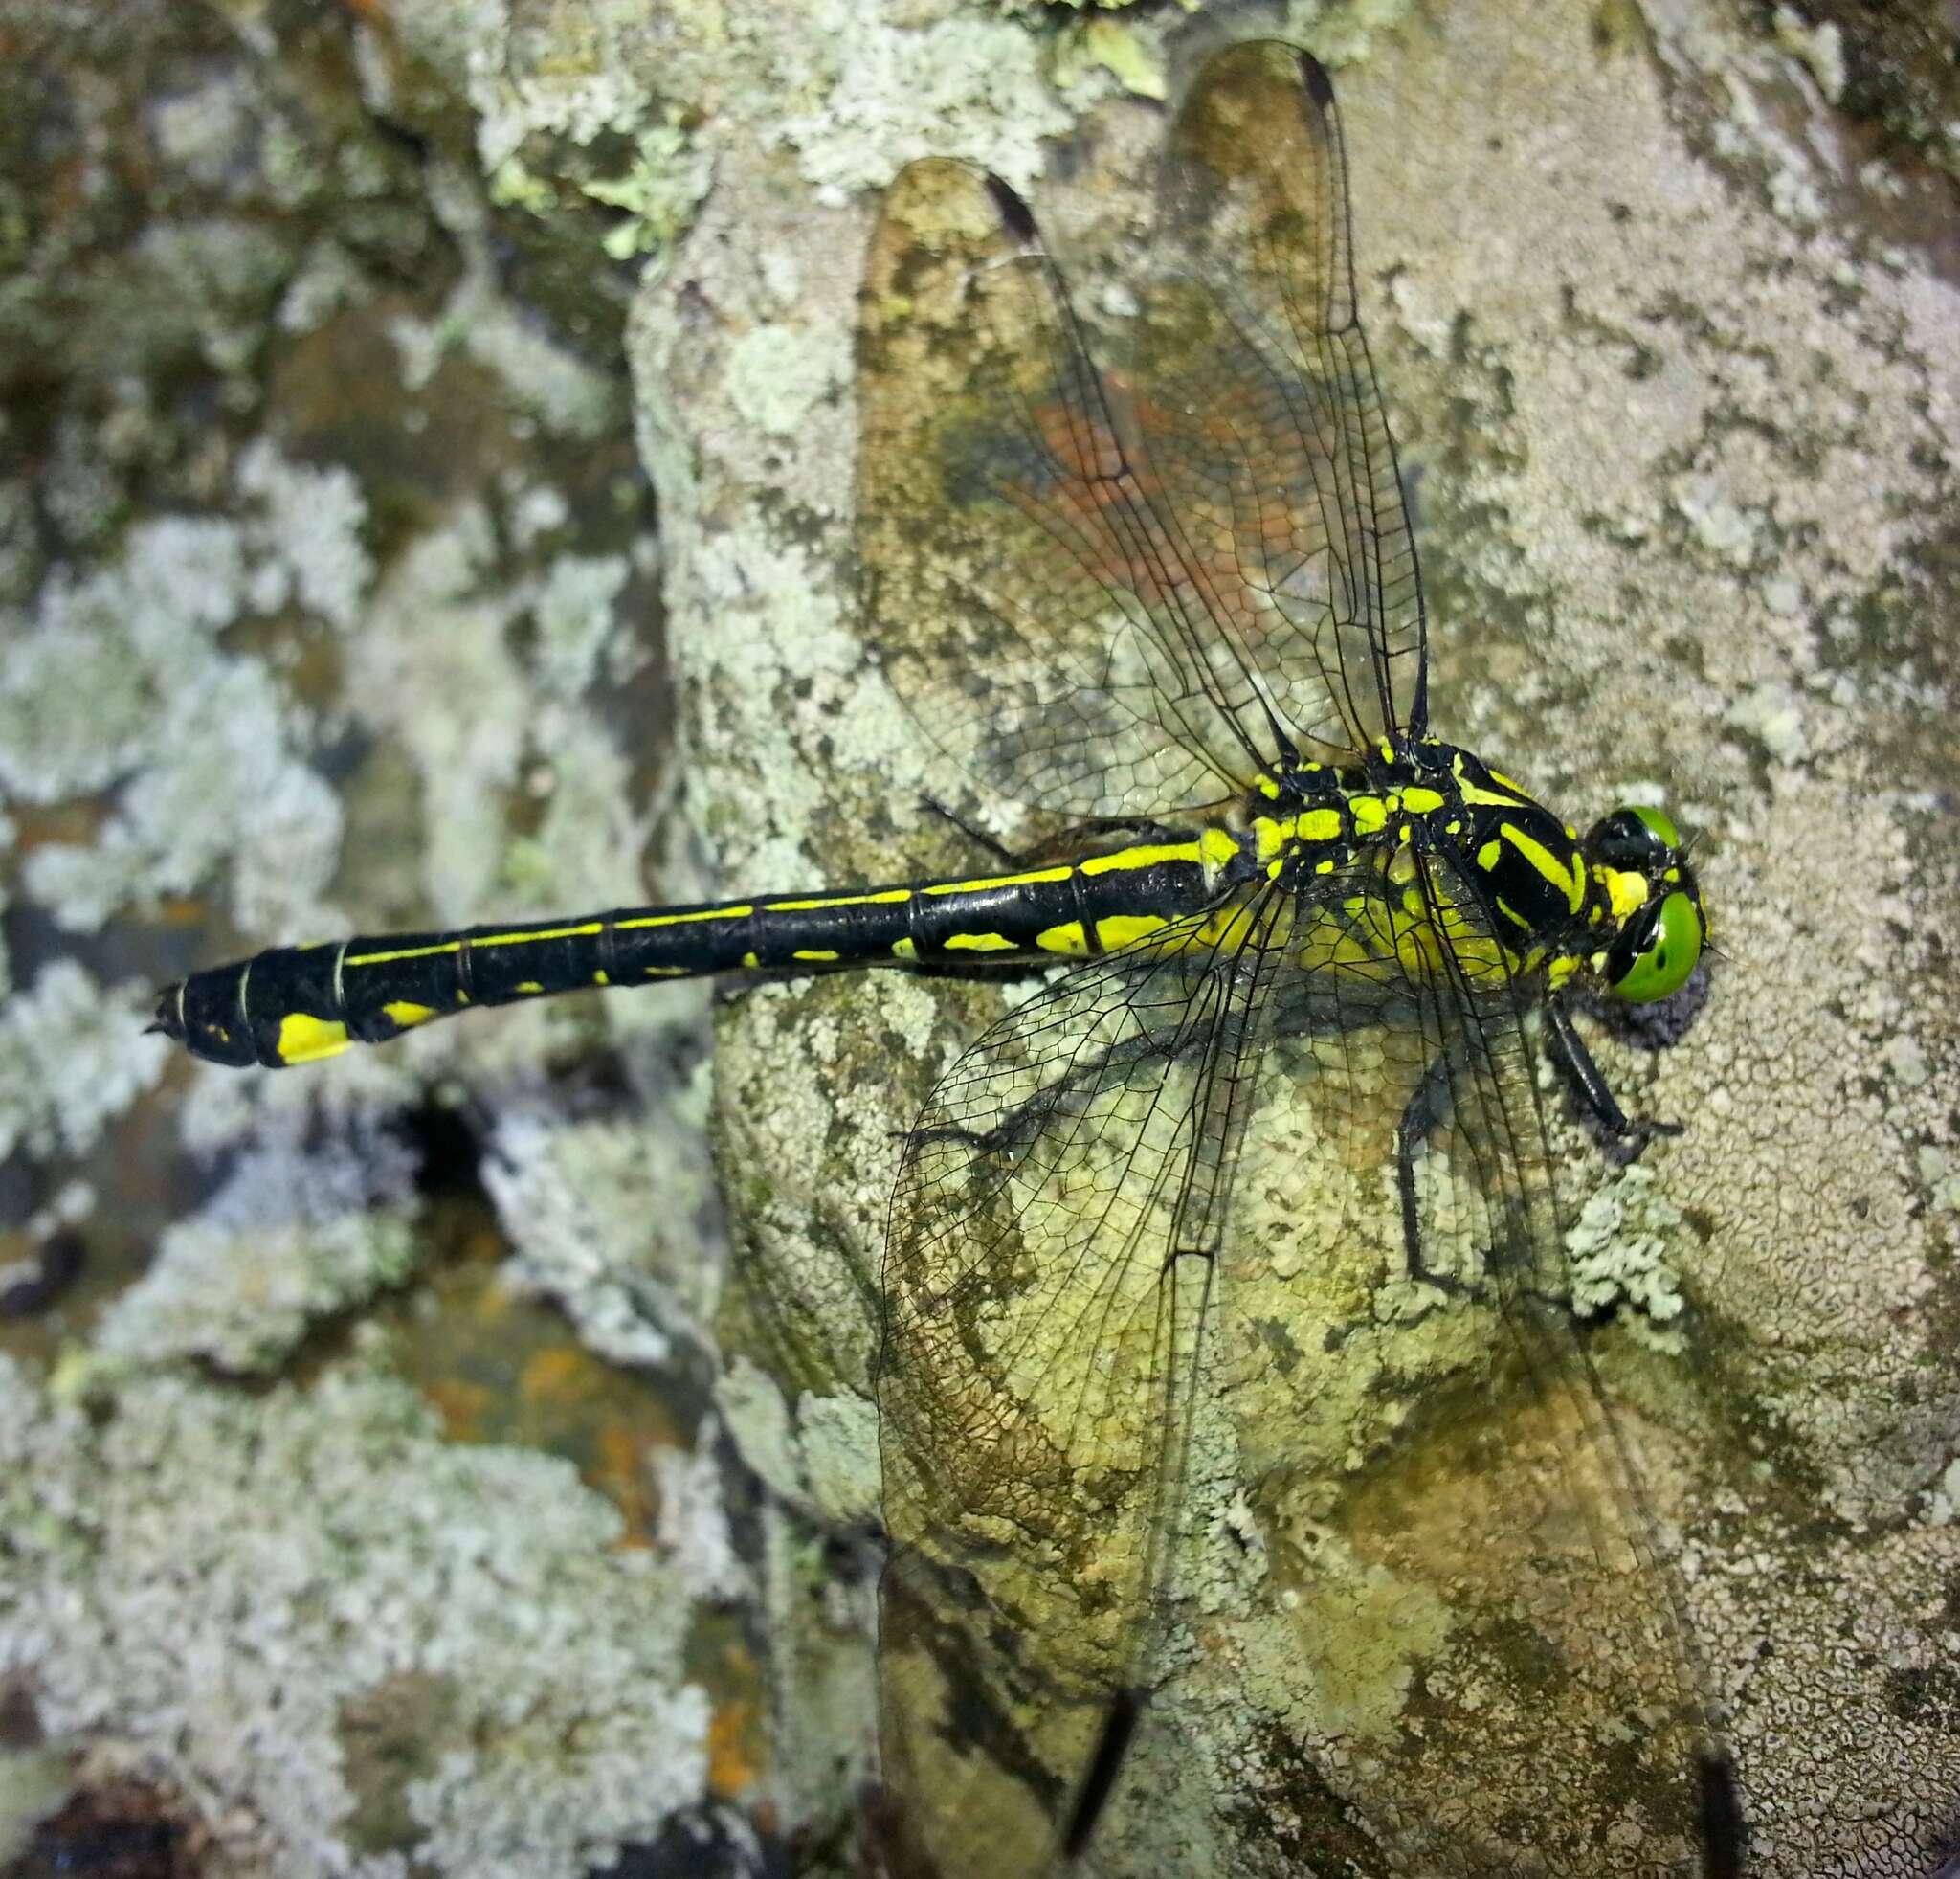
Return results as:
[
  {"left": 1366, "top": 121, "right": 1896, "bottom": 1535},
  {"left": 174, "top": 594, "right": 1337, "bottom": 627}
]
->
[
  {"left": 1627, "top": 804, "right": 1682, "bottom": 849},
  {"left": 1611, "top": 889, "right": 1704, "bottom": 1001}
]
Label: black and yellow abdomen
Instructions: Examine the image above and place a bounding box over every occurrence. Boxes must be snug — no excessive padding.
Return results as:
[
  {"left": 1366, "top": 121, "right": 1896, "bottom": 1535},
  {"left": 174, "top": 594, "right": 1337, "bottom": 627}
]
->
[{"left": 156, "top": 831, "right": 1248, "bottom": 1069}]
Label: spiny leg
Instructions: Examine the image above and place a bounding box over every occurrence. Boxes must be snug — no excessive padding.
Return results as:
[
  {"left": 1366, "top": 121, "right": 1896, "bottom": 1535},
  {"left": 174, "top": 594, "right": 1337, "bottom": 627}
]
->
[{"left": 1544, "top": 994, "right": 1682, "bottom": 1158}]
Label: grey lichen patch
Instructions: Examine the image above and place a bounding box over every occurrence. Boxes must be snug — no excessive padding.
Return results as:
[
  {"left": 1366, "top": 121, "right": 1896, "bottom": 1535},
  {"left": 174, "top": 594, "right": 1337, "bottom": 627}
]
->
[
  {"left": 84, "top": 1129, "right": 422, "bottom": 1376},
  {"left": 709, "top": 973, "right": 907, "bottom": 1402},
  {"left": 0, "top": 1358, "right": 711, "bottom": 1877},
  {"left": 0, "top": 963, "right": 168, "bottom": 1165},
  {"left": 763, "top": 8, "right": 1077, "bottom": 199},
  {"left": 1565, "top": 1163, "right": 1692, "bottom": 1348},
  {"left": 2, "top": 447, "right": 379, "bottom": 946},
  {"left": 479, "top": 1084, "right": 723, "bottom": 1373}
]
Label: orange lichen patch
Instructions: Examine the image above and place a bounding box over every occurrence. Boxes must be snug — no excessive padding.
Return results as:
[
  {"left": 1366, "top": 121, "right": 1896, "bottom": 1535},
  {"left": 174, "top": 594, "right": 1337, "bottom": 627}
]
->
[
  {"left": 590, "top": 1418, "right": 659, "bottom": 1550},
  {"left": 423, "top": 1376, "right": 499, "bottom": 1442},
  {"left": 707, "top": 1694, "right": 766, "bottom": 1800},
  {"left": 518, "top": 1342, "right": 591, "bottom": 1405}
]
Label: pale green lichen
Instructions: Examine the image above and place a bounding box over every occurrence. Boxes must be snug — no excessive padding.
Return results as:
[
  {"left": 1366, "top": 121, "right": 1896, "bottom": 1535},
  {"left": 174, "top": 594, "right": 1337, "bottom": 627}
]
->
[
  {"left": 580, "top": 118, "right": 714, "bottom": 263},
  {"left": 1049, "top": 19, "right": 1169, "bottom": 101},
  {"left": 0, "top": 1359, "right": 711, "bottom": 1879},
  {"left": 1564, "top": 1163, "right": 1690, "bottom": 1349},
  {"left": 764, "top": 6, "right": 1078, "bottom": 198},
  {"left": 724, "top": 325, "right": 845, "bottom": 444}
]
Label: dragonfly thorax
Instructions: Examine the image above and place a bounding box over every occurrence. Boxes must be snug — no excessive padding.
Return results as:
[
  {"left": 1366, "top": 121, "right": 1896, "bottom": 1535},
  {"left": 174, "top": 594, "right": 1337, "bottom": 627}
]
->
[{"left": 1234, "top": 737, "right": 1704, "bottom": 1006}]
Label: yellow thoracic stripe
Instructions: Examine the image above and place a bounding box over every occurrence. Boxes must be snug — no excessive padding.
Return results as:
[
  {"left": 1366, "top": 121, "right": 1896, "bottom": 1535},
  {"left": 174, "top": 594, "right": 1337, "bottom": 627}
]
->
[{"left": 1499, "top": 821, "right": 1584, "bottom": 913}]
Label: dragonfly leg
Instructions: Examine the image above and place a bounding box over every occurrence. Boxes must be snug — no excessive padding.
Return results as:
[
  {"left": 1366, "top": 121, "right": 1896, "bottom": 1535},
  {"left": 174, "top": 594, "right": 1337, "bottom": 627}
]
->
[
  {"left": 1545, "top": 995, "right": 1685, "bottom": 1158},
  {"left": 1392, "top": 1065, "right": 1483, "bottom": 1299},
  {"left": 918, "top": 794, "right": 1017, "bottom": 865},
  {"left": 917, "top": 796, "right": 1212, "bottom": 870}
]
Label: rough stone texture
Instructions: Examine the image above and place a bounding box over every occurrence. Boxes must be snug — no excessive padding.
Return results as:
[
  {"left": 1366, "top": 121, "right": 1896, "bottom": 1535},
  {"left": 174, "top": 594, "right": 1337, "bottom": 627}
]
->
[{"left": 0, "top": 0, "right": 1955, "bottom": 1874}]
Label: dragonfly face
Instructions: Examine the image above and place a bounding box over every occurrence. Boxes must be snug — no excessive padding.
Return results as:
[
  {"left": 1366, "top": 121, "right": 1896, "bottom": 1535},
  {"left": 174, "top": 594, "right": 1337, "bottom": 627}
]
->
[{"left": 1585, "top": 805, "right": 1709, "bottom": 1002}]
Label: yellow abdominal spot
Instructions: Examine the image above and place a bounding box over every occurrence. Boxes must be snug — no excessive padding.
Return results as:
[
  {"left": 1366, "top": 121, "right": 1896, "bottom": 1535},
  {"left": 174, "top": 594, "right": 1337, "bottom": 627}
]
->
[
  {"left": 1199, "top": 825, "right": 1241, "bottom": 867},
  {"left": 891, "top": 937, "right": 918, "bottom": 959},
  {"left": 1196, "top": 900, "right": 1265, "bottom": 951},
  {"left": 1037, "top": 922, "right": 1090, "bottom": 954},
  {"left": 944, "top": 931, "right": 1019, "bottom": 951},
  {"left": 517, "top": 981, "right": 544, "bottom": 994},
  {"left": 1097, "top": 914, "right": 1169, "bottom": 950},
  {"left": 384, "top": 1001, "right": 438, "bottom": 1029},
  {"left": 792, "top": 950, "right": 840, "bottom": 962},
  {"left": 278, "top": 1013, "right": 350, "bottom": 1065}
]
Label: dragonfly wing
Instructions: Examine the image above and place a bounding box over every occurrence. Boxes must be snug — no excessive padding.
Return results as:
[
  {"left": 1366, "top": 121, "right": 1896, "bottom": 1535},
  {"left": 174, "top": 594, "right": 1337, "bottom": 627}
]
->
[
  {"left": 858, "top": 157, "right": 1296, "bottom": 822},
  {"left": 876, "top": 898, "right": 1281, "bottom": 1873},
  {"left": 1234, "top": 845, "right": 1721, "bottom": 1870},
  {"left": 1131, "top": 41, "right": 1429, "bottom": 755}
]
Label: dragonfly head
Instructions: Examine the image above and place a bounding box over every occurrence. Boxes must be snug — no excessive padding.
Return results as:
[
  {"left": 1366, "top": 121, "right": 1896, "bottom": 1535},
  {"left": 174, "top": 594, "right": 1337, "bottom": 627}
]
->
[{"left": 1582, "top": 806, "right": 1706, "bottom": 1002}]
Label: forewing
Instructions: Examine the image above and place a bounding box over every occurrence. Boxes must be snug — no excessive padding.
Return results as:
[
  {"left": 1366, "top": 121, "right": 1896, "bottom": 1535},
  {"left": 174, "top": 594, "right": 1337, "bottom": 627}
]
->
[
  {"left": 1132, "top": 41, "right": 1429, "bottom": 754},
  {"left": 875, "top": 900, "right": 1279, "bottom": 1873},
  {"left": 857, "top": 159, "right": 1277, "bottom": 821}
]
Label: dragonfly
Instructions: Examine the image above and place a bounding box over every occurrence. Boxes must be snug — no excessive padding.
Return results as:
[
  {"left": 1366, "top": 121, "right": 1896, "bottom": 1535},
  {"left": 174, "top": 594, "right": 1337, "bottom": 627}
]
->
[{"left": 153, "top": 41, "right": 1734, "bottom": 1878}]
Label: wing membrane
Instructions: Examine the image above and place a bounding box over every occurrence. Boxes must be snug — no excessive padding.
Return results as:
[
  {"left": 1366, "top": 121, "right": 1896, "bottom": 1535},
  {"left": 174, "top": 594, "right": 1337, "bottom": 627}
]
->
[
  {"left": 858, "top": 160, "right": 1272, "bottom": 819},
  {"left": 876, "top": 900, "right": 1279, "bottom": 1871},
  {"left": 1134, "top": 40, "right": 1428, "bottom": 754},
  {"left": 862, "top": 39, "right": 1717, "bottom": 1875},
  {"left": 856, "top": 46, "right": 1430, "bottom": 831}
]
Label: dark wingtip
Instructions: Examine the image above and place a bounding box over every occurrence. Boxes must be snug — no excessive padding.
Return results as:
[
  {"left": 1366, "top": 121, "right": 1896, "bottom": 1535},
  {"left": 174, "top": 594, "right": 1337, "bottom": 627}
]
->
[
  {"left": 1061, "top": 1687, "right": 1140, "bottom": 1858},
  {"left": 1697, "top": 1744, "right": 1745, "bottom": 1879},
  {"left": 984, "top": 172, "right": 1038, "bottom": 243},
  {"left": 1297, "top": 49, "right": 1336, "bottom": 109}
]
